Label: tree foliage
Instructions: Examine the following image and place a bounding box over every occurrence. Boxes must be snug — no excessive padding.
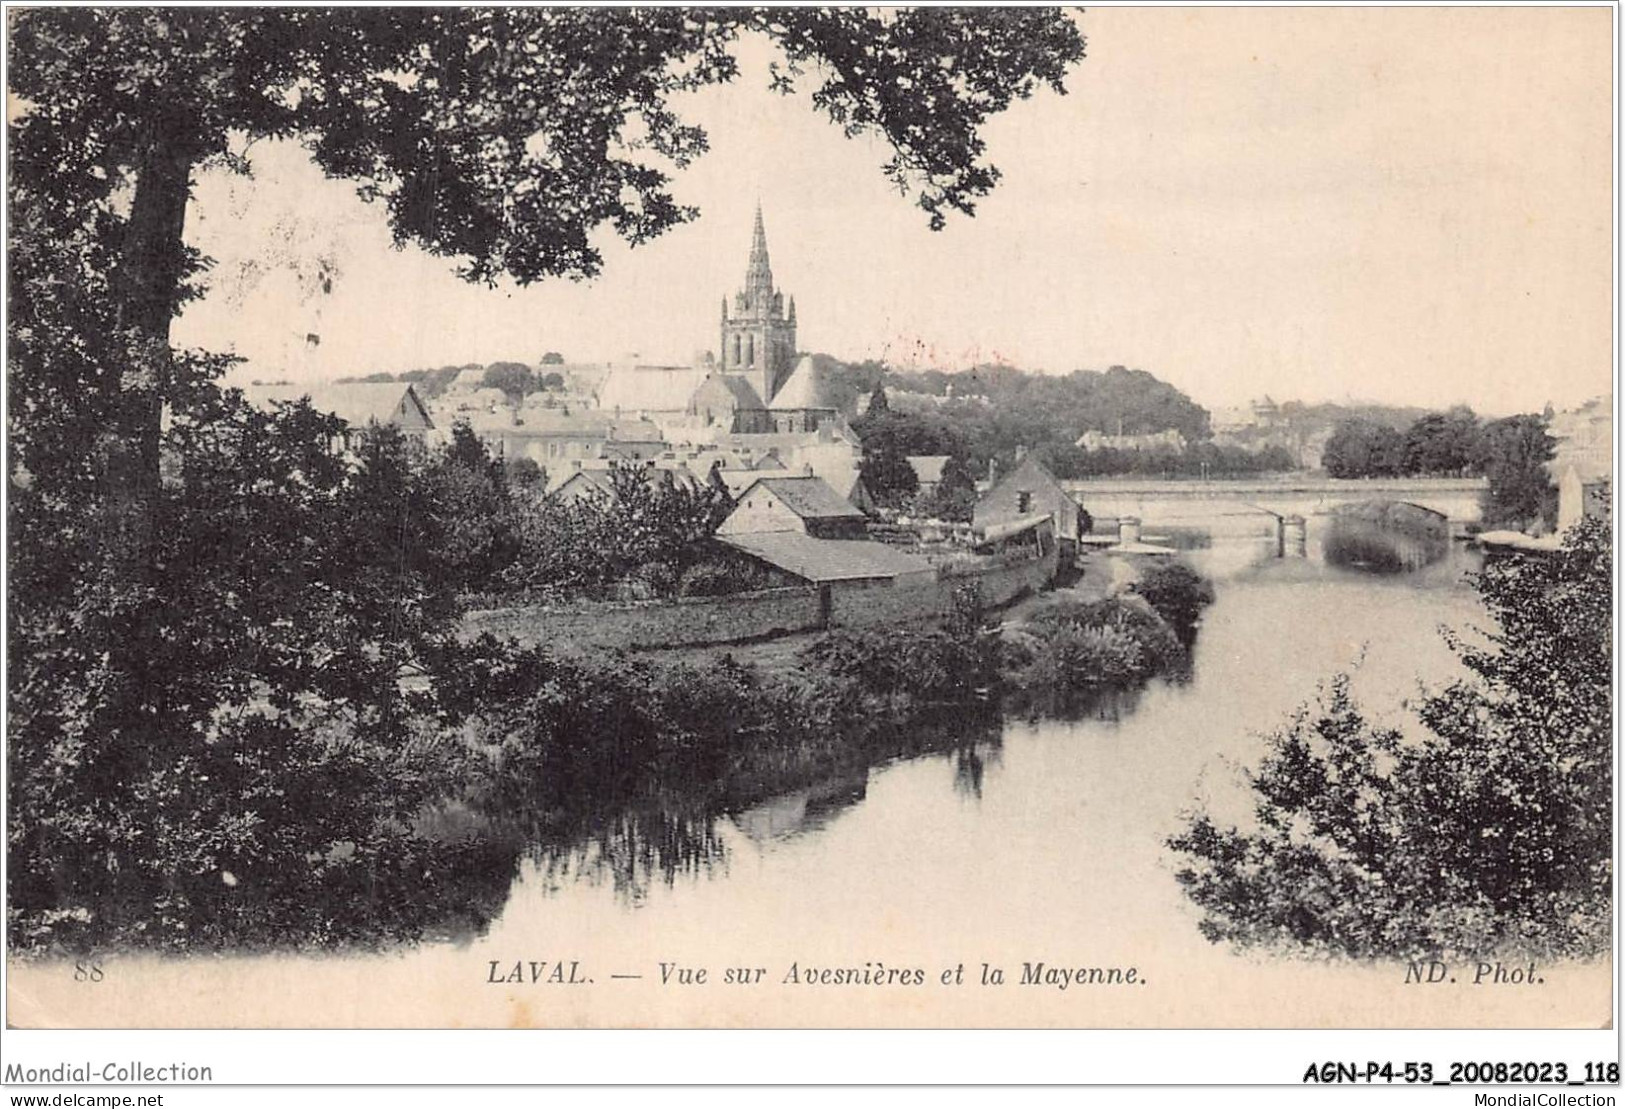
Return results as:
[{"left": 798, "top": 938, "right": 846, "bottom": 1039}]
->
[
  {"left": 915, "top": 454, "right": 979, "bottom": 521},
  {"left": 1473, "top": 414, "right": 1556, "bottom": 529},
  {"left": 500, "top": 462, "right": 734, "bottom": 600},
  {"left": 1321, "top": 418, "right": 1407, "bottom": 478},
  {"left": 7, "top": 8, "right": 1087, "bottom": 948},
  {"left": 1168, "top": 517, "right": 1612, "bottom": 959}
]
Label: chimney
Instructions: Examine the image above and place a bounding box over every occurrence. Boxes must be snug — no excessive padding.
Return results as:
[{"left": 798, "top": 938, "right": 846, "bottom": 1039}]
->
[
  {"left": 1014, "top": 444, "right": 1028, "bottom": 464},
  {"left": 802, "top": 462, "right": 814, "bottom": 477}
]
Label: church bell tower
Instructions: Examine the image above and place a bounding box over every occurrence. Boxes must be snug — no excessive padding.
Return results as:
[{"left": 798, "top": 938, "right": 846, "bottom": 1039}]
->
[{"left": 719, "top": 204, "right": 797, "bottom": 405}]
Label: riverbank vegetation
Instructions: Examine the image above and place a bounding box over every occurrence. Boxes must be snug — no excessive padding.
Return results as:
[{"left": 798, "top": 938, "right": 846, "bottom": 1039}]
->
[
  {"left": 1168, "top": 516, "right": 1611, "bottom": 960},
  {"left": 999, "top": 561, "right": 1214, "bottom": 712}
]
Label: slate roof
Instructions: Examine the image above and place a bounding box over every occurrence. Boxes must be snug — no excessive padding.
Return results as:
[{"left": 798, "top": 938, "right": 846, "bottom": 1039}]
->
[
  {"left": 979, "top": 513, "right": 1056, "bottom": 544},
  {"left": 699, "top": 374, "right": 766, "bottom": 409},
  {"left": 907, "top": 455, "right": 952, "bottom": 485},
  {"left": 607, "top": 419, "right": 666, "bottom": 442},
  {"left": 769, "top": 355, "right": 839, "bottom": 411},
  {"left": 719, "top": 532, "right": 934, "bottom": 583},
  {"left": 510, "top": 412, "right": 611, "bottom": 436},
  {"left": 736, "top": 475, "right": 867, "bottom": 521},
  {"left": 241, "top": 382, "right": 433, "bottom": 430}
]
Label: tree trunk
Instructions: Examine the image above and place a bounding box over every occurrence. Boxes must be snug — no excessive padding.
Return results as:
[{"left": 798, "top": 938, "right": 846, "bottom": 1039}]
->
[{"left": 117, "top": 125, "right": 197, "bottom": 493}]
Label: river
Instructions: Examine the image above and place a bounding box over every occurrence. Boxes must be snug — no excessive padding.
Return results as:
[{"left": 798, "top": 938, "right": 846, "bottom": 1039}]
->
[
  {"left": 439, "top": 514, "right": 1533, "bottom": 1024},
  {"left": 22, "top": 516, "right": 1610, "bottom": 1028}
]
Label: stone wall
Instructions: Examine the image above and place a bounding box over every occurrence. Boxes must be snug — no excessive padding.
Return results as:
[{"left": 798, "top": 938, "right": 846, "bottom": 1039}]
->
[
  {"left": 464, "top": 548, "right": 1058, "bottom": 650},
  {"left": 463, "top": 586, "right": 824, "bottom": 650}
]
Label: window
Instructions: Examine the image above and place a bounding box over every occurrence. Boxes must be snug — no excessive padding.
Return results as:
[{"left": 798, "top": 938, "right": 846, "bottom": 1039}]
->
[{"left": 1017, "top": 490, "right": 1032, "bottom": 514}]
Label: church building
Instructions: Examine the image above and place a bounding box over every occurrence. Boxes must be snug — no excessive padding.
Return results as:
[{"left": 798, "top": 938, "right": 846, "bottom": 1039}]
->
[{"left": 720, "top": 204, "right": 798, "bottom": 409}]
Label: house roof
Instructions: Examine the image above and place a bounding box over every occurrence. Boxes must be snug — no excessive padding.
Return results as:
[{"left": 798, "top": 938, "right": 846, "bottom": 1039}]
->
[
  {"left": 448, "top": 367, "right": 489, "bottom": 392},
  {"left": 607, "top": 419, "right": 666, "bottom": 442},
  {"left": 552, "top": 470, "right": 613, "bottom": 497},
  {"left": 510, "top": 412, "right": 611, "bottom": 436},
  {"left": 979, "top": 513, "right": 1055, "bottom": 544},
  {"left": 769, "top": 355, "right": 840, "bottom": 411},
  {"left": 241, "top": 382, "right": 433, "bottom": 430},
  {"left": 907, "top": 455, "right": 952, "bottom": 484},
  {"left": 697, "top": 374, "right": 766, "bottom": 410},
  {"left": 719, "top": 532, "right": 933, "bottom": 583},
  {"left": 974, "top": 455, "right": 1077, "bottom": 529},
  {"left": 547, "top": 459, "right": 703, "bottom": 495},
  {"left": 736, "top": 475, "right": 867, "bottom": 521}
]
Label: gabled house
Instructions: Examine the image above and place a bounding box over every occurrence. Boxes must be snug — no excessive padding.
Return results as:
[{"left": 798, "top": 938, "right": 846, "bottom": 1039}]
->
[
  {"left": 241, "top": 381, "right": 435, "bottom": 449},
  {"left": 718, "top": 474, "right": 869, "bottom": 540},
  {"left": 906, "top": 455, "right": 952, "bottom": 496},
  {"left": 973, "top": 454, "right": 1085, "bottom": 552},
  {"left": 1557, "top": 463, "right": 1611, "bottom": 534}
]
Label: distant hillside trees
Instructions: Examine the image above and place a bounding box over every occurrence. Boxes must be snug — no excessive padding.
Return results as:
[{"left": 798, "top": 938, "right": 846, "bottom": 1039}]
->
[
  {"left": 843, "top": 361, "right": 1221, "bottom": 481},
  {"left": 482, "top": 362, "right": 537, "bottom": 401}
]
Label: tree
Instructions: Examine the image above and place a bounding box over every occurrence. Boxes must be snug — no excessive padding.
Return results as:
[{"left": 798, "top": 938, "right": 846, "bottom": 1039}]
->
[
  {"left": 422, "top": 422, "right": 522, "bottom": 593},
  {"left": 867, "top": 382, "right": 891, "bottom": 416},
  {"left": 9, "top": 7, "right": 1085, "bottom": 500},
  {"left": 1402, "top": 406, "right": 1479, "bottom": 476},
  {"left": 8, "top": 395, "right": 482, "bottom": 948},
  {"left": 1168, "top": 517, "right": 1612, "bottom": 959},
  {"left": 1473, "top": 414, "right": 1556, "bottom": 529},
  {"left": 859, "top": 435, "right": 921, "bottom": 510},
  {"left": 482, "top": 362, "right": 536, "bottom": 401},
  {"left": 8, "top": 8, "right": 1086, "bottom": 947},
  {"left": 1321, "top": 418, "right": 1405, "bottom": 478},
  {"left": 917, "top": 453, "right": 978, "bottom": 521},
  {"left": 539, "top": 352, "right": 566, "bottom": 366}
]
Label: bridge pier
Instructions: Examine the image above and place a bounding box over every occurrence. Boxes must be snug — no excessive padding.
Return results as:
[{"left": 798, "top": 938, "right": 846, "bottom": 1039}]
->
[{"left": 1283, "top": 515, "right": 1306, "bottom": 557}]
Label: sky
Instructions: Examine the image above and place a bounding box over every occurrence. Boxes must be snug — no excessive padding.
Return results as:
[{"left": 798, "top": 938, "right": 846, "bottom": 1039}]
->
[{"left": 174, "top": 7, "right": 1615, "bottom": 414}]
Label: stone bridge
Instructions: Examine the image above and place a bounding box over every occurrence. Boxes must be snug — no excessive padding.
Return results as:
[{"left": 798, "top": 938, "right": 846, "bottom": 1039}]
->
[{"left": 1060, "top": 475, "right": 1487, "bottom": 526}]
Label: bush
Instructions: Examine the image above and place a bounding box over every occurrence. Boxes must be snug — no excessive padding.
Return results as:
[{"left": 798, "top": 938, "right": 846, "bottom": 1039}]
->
[
  {"left": 1168, "top": 517, "right": 1612, "bottom": 959},
  {"left": 1129, "top": 560, "right": 1214, "bottom": 642}
]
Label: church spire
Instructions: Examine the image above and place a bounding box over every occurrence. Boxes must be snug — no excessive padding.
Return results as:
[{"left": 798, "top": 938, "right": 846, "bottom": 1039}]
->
[{"left": 745, "top": 202, "right": 774, "bottom": 300}]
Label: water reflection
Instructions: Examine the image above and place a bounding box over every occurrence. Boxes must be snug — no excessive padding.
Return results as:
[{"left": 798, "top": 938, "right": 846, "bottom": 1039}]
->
[
  {"left": 522, "top": 807, "right": 730, "bottom": 904},
  {"left": 450, "top": 510, "right": 1482, "bottom": 942},
  {"left": 1320, "top": 505, "right": 1450, "bottom": 574}
]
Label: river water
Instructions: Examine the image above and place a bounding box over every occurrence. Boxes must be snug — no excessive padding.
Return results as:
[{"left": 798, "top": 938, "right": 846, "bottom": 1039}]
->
[
  {"left": 24, "top": 512, "right": 1612, "bottom": 1028},
  {"left": 445, "top": 515, "right": 1528, "bottom": 1020}
]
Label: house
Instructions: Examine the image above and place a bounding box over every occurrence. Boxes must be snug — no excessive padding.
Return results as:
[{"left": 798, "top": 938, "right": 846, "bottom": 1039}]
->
[
  {"left": 550, "top": 469, "right": 615, "bottom": 505},
  {"left": 974, "top": 513, "right": 1057, "bottom": 560},
  {"left": 600, "top": 419, "right": 668, "bottom": 461},
  {"left": 906, "top": 455, "right": 952, "bottom": 496},
  {"left": 1074, "top": 428, "right": 1186, "bottom": 453},
  {"left": 240, "top": 381, "right": 435, "bottom": 448},
  {"left": 548, "top": 458, "right": 704, "bottom": 502},
  {"left": 595, "top": 363, "right": 708, "bottom": 422},
  {"left": 499, "top": 412, "right": 613, "bottom": 465},
  {"left": 973, "top": 454, "right": 1086, "bottom": 552},
  {"left": 1557, "top": 463, "right": 1611, "bottom": 534},
  {"left": 717, "top": 530, "right": 936, "bottom": 589},
  {"left": 718, "top": 474, "right": 870, "bottom": 540}
]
